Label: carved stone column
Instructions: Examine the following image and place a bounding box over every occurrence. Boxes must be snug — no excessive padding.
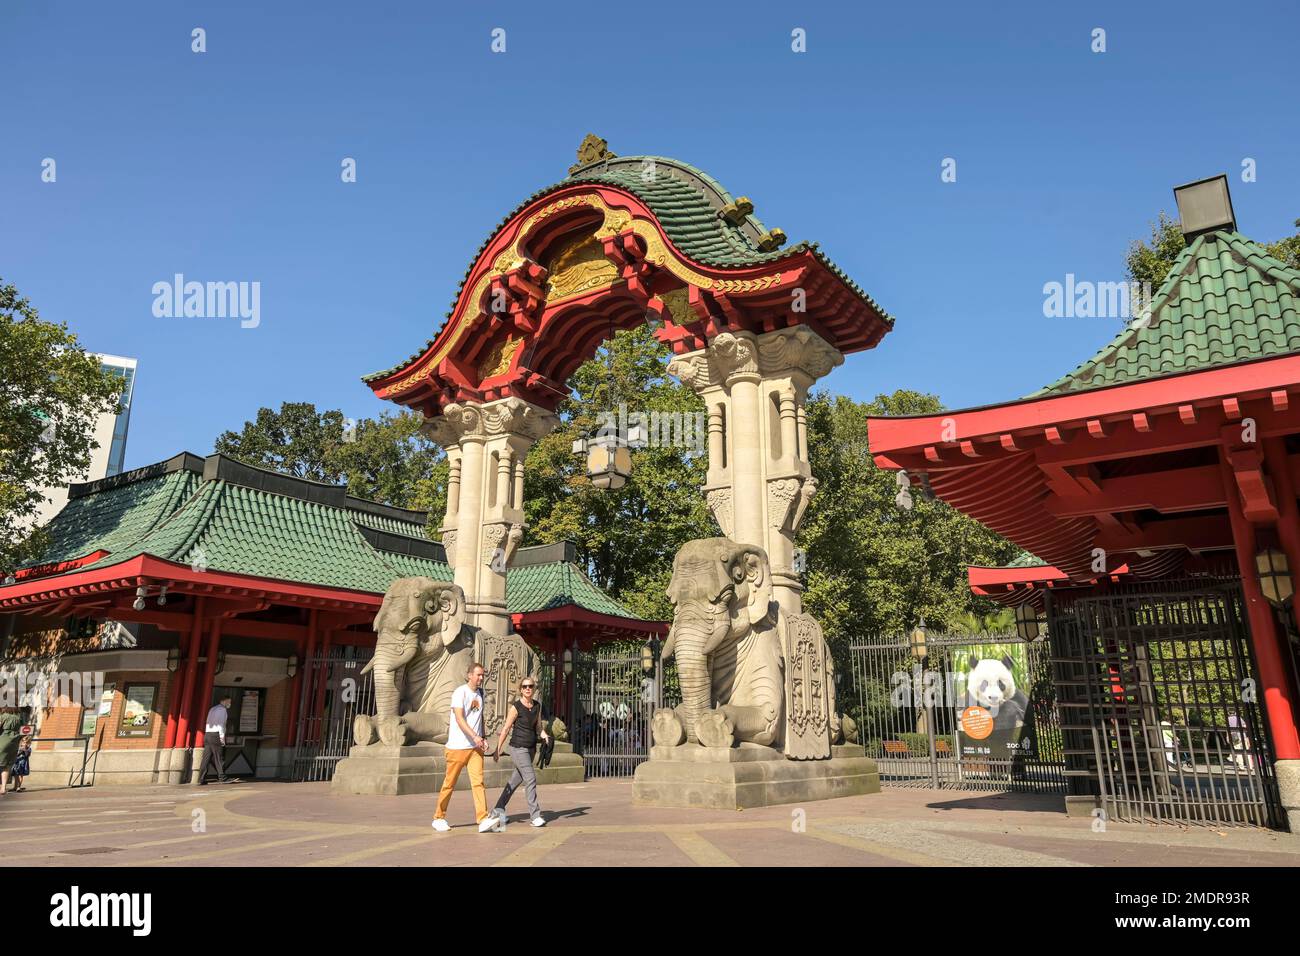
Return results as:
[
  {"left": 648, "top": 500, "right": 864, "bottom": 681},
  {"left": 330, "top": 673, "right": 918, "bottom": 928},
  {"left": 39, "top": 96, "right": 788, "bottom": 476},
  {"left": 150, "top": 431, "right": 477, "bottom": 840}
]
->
[
  {"left": 668, "top": 326, "right": 843, "bottom": 614},
  {"left": 426, "top": 397, "right": 559, "bottom": 635}
]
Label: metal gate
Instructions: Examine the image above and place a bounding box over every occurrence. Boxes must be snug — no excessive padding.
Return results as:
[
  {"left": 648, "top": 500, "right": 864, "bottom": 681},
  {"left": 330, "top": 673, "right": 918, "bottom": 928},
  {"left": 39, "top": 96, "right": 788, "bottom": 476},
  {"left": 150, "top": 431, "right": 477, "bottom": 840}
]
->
[
  {"left": 1049, "top": 581, "right": 1282, "bottom": 828},
  {"left": 290, "top": 647, "right": 374, "bottom": 782},
  {"left": 848, "top": 631, "right": 1066, "bottom": 793},
  {"left": 572, "top": 649, "right": 679, "bottom": 778}
]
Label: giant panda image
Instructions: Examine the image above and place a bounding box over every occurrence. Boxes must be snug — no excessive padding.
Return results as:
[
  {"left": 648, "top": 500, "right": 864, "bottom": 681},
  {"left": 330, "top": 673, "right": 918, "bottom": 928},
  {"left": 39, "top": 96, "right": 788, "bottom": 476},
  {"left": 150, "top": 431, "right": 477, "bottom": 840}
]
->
[{"left": 963, "top": 654, "right": 1034, "bottom": 764}]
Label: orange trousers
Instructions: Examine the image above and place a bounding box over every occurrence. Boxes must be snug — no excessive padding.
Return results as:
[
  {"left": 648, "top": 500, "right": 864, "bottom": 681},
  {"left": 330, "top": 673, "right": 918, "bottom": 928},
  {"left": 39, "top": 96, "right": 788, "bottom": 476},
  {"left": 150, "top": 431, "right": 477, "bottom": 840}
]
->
[{"left": 435, "top": 747, "right": 488, "bottom": 823}]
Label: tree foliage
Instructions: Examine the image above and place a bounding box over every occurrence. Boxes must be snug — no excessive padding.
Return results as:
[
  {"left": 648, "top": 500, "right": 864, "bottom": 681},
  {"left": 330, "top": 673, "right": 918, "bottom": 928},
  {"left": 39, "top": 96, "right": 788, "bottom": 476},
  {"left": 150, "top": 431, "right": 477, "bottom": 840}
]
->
[
  {"left": 0, "top": 280, "right": 124, "bottom": 572},
  {"left": 801, "top": 389, "right": 1019, "bottom": 655}
]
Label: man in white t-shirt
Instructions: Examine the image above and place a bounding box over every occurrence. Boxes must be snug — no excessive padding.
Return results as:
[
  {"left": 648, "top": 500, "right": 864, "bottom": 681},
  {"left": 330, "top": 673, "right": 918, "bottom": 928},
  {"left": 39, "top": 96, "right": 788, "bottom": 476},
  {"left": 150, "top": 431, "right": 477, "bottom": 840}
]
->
[{"left": 432, "top": 663, "right": 493, "bottom": 833}]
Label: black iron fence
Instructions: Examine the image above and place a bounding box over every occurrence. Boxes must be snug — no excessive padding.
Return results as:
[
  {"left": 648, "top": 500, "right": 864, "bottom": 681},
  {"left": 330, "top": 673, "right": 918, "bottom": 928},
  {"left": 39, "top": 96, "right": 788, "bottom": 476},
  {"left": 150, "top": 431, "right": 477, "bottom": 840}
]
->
[
  {"left": 1048, "top": 580, "right": 1283, "bottom": 828},
  {"left": 847, "top": 631, "right": 1066, "bottom": 794},
  {"left": 289, "top": 646, "right": 374, "bottom": 782},
  {"left": 572, "top": 648, "right": 680, "bottom": 778}
]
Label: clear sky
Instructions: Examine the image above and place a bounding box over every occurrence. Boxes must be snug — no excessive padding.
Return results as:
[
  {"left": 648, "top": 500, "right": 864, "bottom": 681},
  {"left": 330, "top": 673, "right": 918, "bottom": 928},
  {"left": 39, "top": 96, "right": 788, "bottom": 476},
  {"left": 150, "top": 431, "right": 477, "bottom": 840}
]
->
[{"left": 4, "top": 0, "right": 1298, "bottom": 472}]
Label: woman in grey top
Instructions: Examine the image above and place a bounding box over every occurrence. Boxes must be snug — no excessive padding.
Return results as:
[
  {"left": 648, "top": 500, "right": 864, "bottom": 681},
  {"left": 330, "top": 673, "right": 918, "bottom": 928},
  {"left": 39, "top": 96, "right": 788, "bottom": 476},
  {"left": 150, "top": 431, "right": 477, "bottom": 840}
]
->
[{"left": 490, "top": 675, "right": 550, "bottom": 827}]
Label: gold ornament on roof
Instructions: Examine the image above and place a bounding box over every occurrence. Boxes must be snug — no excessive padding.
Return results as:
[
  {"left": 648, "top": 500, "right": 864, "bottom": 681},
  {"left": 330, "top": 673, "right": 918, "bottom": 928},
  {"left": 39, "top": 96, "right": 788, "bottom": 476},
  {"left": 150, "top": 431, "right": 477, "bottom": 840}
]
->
[{"left": 570, "top": 134, "right": 616, "bottom": 174}]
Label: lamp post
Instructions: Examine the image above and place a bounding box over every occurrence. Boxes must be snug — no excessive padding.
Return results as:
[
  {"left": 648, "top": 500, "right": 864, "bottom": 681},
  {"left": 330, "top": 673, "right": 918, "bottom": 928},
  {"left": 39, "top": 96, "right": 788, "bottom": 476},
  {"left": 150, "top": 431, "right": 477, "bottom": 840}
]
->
[{"left": 1014, "top": 602, "right": 1041, "bottom": 642}]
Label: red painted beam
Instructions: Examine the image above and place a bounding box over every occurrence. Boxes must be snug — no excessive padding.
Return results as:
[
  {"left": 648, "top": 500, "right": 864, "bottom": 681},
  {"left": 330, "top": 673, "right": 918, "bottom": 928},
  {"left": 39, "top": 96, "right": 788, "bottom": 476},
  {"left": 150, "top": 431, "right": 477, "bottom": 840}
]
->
[{"left": 1045, "top": 464, "right": 1226, "bottom": 518}]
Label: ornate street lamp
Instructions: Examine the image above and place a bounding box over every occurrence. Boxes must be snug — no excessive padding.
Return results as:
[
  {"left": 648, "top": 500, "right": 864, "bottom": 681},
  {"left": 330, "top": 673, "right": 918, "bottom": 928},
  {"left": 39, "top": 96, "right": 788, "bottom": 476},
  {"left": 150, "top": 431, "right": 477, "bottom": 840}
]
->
[
  {"left": 640, "top": 642, "right": 654, "bottom": 673},
  {"left": 286, "top": 654, "right": 299, "bottom": 679},
  {"left": 562, "top": 648, "right": 573, "bottom": 677},
  {"left": 1255, "top": 547, "right": 1294, "bottom": 608},
  {"left": 1014, "top": 602, "right": 1041, "bottom": 642},
  {"left": 166, "top": 646, "right": 181, "bottom": 673}
]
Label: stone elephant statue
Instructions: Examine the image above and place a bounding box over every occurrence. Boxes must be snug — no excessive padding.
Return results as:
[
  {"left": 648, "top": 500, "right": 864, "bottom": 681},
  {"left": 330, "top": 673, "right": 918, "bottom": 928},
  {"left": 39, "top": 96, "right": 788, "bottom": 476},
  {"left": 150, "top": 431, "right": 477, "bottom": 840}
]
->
[
  {"left": 655, "top": 537, "right": 834, "bottom": 760},
  {"left": 354, "top": 578, "right": 476, "bottom": 747}
]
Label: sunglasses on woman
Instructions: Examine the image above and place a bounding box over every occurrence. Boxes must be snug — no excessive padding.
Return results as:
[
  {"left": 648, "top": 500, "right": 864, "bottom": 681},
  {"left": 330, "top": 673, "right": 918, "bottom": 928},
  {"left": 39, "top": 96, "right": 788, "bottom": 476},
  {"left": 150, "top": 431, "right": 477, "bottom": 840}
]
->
[{"left": 521, "top": 684, "right": 535, "bottom": 690}]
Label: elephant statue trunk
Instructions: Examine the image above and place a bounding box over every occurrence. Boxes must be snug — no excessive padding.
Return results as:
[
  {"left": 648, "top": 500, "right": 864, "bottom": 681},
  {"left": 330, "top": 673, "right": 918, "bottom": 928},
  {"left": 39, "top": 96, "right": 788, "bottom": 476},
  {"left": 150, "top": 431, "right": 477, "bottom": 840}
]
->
[{"left": 665, "top": 599, "right": 723, "bottom": 744}]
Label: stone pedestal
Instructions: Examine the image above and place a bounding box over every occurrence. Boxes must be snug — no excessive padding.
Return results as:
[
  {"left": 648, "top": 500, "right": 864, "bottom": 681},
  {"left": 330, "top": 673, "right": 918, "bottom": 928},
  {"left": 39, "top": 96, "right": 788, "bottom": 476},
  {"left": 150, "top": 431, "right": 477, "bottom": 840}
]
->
[
  {"left": 632, "top": 742, "right": 880, "bottom": 810},
  {"left": 331, "top": 741, "right": 583, "bottom": 797}
]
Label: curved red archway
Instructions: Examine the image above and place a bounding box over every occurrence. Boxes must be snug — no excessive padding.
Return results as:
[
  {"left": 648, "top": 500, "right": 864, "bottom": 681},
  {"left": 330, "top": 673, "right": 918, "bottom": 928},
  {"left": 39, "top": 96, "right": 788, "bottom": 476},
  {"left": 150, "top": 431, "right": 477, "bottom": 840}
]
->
[{"left": 365, "top": 181, "right": 891, "bottom": 417}]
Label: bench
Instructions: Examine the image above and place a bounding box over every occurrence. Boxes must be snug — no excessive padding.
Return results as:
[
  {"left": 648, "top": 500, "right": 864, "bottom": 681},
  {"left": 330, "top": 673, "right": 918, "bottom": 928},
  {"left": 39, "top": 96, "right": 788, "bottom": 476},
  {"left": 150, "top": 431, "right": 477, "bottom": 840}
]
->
[{"left": 882, "top": 740, "right": 910, "bottom": 755}]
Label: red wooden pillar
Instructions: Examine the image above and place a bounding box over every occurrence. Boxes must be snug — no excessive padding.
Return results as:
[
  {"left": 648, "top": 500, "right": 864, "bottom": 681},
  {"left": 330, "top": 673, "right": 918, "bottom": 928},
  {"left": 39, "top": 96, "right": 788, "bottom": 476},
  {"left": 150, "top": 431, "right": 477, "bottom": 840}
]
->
[
  {"left": 192, "top": 618, "right": 224, "bottom": 749},
  {"left": 1219, "top": 445, "right": 1300, "bottom": 761},
  {"left": 308, "top": 622, "right": 333, "bottom": 744},
  {"left": 284, "top": 609, "right": 316, "bottom": 748},
  {"left": 552, "top": 629, "right": 566, "bottom": 723},
  {"left": 170, "top": 596, "right": 206, "bottom": 749},
  {"left": 1263, "top": 437, "right": 1300, "bottom": 641}
]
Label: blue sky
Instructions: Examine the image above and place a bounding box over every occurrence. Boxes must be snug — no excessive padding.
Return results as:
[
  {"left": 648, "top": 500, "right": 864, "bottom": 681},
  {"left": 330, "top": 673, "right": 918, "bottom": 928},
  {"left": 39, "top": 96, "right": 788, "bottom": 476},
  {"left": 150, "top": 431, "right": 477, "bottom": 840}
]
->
[{"left": 4, "top": 0, "right": 1298, "bottom": 471}]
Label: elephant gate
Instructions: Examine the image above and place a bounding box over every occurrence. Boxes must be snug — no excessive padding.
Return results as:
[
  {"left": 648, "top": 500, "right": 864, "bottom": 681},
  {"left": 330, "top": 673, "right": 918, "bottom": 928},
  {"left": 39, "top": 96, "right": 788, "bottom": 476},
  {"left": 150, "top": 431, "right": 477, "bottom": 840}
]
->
[
  {"left": 571, "top": 647, "right": 680, "bottom": 778},
  {"left": 290, "top": 647, "right": 374, "bottom": 782},
  {"left": 848, "top": 631, "right": 1066, "bottom": 794}
]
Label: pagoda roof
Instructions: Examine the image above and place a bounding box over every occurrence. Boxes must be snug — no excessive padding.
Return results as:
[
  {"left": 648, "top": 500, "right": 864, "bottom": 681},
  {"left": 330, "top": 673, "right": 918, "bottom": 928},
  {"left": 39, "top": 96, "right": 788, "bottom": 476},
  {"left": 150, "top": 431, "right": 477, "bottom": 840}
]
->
[
  {"left": 362, "top": 149, "right": 892, "bottom": 387},
  {"left": 1036, "top": 230, "right": 1300, "bottom": 396},
  {"left": 867, "top": 227, "right": 1300, "bottom": 581},
  {"left": 6, "top": 452, "right": 647, "bottom": 623}
]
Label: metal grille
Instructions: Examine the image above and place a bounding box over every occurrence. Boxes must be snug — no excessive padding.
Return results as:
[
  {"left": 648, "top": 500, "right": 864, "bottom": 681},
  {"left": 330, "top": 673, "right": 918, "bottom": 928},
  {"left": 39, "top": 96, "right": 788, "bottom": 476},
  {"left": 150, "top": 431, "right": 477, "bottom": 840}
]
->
[
  {"left": 290, "top": 647, "right": 374, "bottom": 782},
  {"left": 848, "top": 632, "right": 1066, "bottom": 793},
  {"left": 572, "top": 649, "right": 679, "bottom": 778},
  {"left": 1051, "top": 581, "right": 1282, "bottom": 828}
]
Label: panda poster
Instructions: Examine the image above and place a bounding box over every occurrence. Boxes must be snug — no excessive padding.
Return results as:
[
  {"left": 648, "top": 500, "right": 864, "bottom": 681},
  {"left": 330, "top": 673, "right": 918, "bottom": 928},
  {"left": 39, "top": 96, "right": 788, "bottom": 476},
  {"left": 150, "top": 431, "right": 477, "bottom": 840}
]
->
[
  {"left": 953, "top": 643, "right": 1036, "bottom": 770},
  {"left": 116, "top": 683, "right": 158, "bottom": 738}
]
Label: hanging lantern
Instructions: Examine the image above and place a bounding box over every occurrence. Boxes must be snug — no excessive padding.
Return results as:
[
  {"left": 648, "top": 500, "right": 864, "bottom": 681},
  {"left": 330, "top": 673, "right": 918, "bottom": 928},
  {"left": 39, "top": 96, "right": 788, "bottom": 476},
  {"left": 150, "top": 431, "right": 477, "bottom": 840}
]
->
[
  {"left": 1255, "top": 547, "right": 1294, "bottom": 608},
  {"left": 573, "top": 430, "right": 637, "bottom": 490},
  {"left": 1014, "top": 602, "right": 1041, "bottom": 642}
]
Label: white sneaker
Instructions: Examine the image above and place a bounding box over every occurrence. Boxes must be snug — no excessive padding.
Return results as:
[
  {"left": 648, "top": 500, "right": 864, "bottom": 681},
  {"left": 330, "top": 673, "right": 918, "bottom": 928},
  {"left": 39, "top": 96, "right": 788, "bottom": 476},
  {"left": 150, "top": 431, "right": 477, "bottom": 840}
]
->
[
  {"left": 530, "top": 815, "right": 546, "bottom": 827},
  {"left": 478, "top": 816, "right": 498, "bottom": 833},
  {"left": 431, "top": 818, "right": 450, "bottom": 832}
]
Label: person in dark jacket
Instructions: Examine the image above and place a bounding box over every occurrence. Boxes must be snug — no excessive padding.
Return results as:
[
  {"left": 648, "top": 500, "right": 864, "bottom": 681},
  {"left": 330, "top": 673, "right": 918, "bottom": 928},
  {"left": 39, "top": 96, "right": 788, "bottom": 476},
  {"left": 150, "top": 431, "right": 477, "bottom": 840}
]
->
[
  {"left": 0, "top": 708, "right": 22, "bottom": 797},
  {"left": 10, "top": 736, "right": 31, "bottom": 791},
  {"left": 489, "top": 675, "right": 550, "bottom": 827}
]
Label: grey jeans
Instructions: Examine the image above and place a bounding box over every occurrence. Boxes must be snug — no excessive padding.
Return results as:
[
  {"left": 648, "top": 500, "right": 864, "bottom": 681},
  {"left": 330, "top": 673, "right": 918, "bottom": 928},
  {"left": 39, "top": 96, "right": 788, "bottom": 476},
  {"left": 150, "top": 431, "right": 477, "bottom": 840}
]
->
[{"left": 494, "top": 745, "right": 541, "bottom": 819}]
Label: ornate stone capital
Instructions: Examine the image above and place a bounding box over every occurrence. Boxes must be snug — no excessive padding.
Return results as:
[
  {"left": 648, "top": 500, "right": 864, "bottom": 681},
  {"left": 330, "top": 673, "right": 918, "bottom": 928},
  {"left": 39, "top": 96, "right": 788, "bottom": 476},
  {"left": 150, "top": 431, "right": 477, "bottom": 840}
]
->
[
  {"left": 755, "top": 326, "right": 843, "bottom": 380},
  {"left": 712, "top": 332, "right": 760, "bottom": 384},
  {"left": 427, "top": 396, "right": 559, "bottom": 447}
]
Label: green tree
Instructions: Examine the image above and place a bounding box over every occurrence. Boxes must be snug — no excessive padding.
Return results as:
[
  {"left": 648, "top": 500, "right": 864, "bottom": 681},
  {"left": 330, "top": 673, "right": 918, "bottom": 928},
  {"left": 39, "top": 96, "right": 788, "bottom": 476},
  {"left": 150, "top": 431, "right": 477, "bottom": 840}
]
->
[
  {"left": 214, "top": 402, "right": 348, "bottom": 482},
  {"left": 802, "top": 389, "right": 1019, "bottom": 653},
  {"left": 0, "top": 281, "right": 124, "bottom": 572},
  {"left": 522, "top": 323, "right": 713, "bottom": 622}
]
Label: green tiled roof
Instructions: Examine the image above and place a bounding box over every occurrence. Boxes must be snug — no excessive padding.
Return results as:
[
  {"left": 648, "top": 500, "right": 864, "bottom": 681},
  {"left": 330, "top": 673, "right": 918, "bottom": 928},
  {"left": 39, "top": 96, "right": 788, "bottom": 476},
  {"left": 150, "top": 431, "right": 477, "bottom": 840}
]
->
[
  {"left": 35, "top": 468, "right": 199, "bottom": 565},
  {"left": 17, "top": 453, "right": 653, "bottom": 623},
  {"left": 88, "top": 480, "right": 403, "bottom": 593},
  {"left": 506, "top": 560, "right": 637, "bottom": 619},
  {"left": 1035, "top": 231, "right": 1300, "bottom": 396},
  {"left": 349, "top": 508, "right": 429, "bottom": 540},
  {"left": 363, "top": 152, "right": 892, "bottom": 384}
]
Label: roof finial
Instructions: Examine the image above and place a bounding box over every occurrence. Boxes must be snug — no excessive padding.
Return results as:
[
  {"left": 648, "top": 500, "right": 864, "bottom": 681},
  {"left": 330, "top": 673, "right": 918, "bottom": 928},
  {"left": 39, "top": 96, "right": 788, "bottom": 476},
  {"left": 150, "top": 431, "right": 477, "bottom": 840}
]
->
[{"left": 570, "top": 133, "right": 616, "bottom": 175}]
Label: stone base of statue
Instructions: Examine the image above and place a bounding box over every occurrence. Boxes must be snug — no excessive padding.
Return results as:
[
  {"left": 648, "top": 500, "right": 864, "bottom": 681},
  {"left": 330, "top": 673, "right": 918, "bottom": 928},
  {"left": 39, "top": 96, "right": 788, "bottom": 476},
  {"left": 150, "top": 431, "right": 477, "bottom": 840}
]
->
[
  {"left": 632, "top": 742, "right": 880, "bottom": 810},
  {"left": 331, "top": 740, "right": 584, "bottom": 797}
]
